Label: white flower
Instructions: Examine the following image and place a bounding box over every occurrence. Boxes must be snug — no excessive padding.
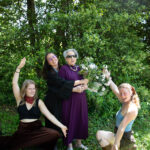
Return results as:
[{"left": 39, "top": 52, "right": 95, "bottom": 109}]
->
[
  {"left": 85, "top": 67, "right": 88, "bottom": 71},
  {"left": 101, "top": 74, "right": 105, "bottom": 81},
  {"left": 85, "top": 57, "right": 93, "bottom": 62},
  {"left": 81, "top": 64, "right": 86, "bottom": 69},
  {"left": 102, "top": 86, "right": 106, "bottom": 91},
  {"left": 52, "top": 29, "right": 56, "bottom": 33},
  {"left": 103, "top": 65, "right": 108, "bottom": 69},
  {"left": 96, "top": 76, "right": 99, "bottom": 80},
  {"left": 94, "top": 82, "right": 102, "bottom": 88},
  {"left": 89, "top": 63, "right": 98, "bottom": 69}
]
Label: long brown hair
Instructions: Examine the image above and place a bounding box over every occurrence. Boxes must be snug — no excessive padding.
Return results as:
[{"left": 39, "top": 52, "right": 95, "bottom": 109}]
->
[
  {"left": 119, "top": 83, "right": 140, "bottom": 109},
  {"left": 42, "top": 52, "right": 60, "bottom": 80},
  {"left": 20, "top": 80, "right": 38, "bottom": 103}
]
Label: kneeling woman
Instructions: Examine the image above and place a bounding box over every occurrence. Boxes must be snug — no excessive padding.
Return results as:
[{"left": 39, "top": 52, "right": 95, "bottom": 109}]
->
[
  {"left": 96, "top": 69, "right": 140, "bottom": 150},
  {"left": 0, "top": 58, "right": 67, "bottom": 150}
]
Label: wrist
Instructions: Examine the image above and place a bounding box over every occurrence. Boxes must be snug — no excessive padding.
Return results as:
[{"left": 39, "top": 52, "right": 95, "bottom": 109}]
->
[
  {"left": 17, "top": 67, "right": 21, "bottom": 70},
  {"left": 75, "top": 80, "right": 81, "bottom": 85},
  {"left": 16, "top": 68, "right": 20, "bottom": 73},
  {"left": 114, "top": 142, "right": 120, "bottom": 148},
  {"left": 72, "top": 87, "right": 77, "bottom": 92},
  {"left": 104, "top": 77, "right": 112, "bottom": 86},
  {"left": 60, "top": 124, "right": 64, "bottom": 129}
]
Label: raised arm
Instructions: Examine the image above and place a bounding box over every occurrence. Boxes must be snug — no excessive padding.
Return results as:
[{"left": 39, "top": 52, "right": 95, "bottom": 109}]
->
[
  {"left": 103, "top": 68, "right": 120, "bottom": 99},
  {"left": 12, "top": 58, "right": 26, "bottom": 106},
  {"left": 38, "top": 100, "right": 67, "bottom": 137},
  {"left": 112, "top": 109, "right": 138, "bottom": 150}
]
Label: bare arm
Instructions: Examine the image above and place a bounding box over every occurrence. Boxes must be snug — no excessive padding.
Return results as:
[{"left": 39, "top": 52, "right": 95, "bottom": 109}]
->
[
  {"left": 109, "top": 80, "right": 120, "bottom": 99},
  {"left": 112, "top": 109, "right": 138, "bottom": 149},
  {"left": 38, "top": 100, "right": 67, "bottom": 137},
  {"left": 103, "top": 68, "right": 120, "bottom": 100},
  {"left": 12, "top": 58, "right": 26, "bottom": 106}
]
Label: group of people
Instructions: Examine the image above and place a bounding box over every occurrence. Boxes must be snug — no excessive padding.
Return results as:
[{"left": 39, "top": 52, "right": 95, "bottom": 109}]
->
[{"left": 0, "top": 48, "right": 140, "bottom": 150}]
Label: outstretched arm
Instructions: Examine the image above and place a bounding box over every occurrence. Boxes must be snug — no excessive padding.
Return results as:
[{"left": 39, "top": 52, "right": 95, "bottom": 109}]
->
[
  {"left": 112, "top": 110, "right": 137, "bottom": 150},
  {"left": 103, "top": 68, "right": 120, "bottom": 100},
  {"left": 12, "top": 58, "right": 26, "bottom": 106},
  {"left": 38, "top": 100, "right": 67, "bottom": 137}
]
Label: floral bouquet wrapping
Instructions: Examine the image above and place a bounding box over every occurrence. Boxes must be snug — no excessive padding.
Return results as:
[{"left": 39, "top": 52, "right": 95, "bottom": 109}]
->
[{"left": 79, "top": 57, "right": 109, "bottom": 96}]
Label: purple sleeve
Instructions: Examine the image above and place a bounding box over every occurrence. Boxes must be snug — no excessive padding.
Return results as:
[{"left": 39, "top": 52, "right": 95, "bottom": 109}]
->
[
  {"left": 59, "top": 66, "right": 67, "bottom": 79},
  {"left": 78, "top": 66, "right": 84, "bottom": 80}
]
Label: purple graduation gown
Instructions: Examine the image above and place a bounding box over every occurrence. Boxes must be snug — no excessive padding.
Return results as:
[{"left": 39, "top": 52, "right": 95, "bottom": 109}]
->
[{"left": 59, "top": 64, "right": 88, "bottom": 145}]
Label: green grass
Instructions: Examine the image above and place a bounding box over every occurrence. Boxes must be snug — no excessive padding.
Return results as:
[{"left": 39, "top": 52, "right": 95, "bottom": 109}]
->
[{"left": 0, "top": 106, "right": 150, "bottom": 150}]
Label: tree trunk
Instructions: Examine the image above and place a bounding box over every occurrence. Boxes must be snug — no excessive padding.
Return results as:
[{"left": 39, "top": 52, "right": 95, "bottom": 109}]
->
[{"left": 27, "top": 0, "right": 36, "bottom": 48}]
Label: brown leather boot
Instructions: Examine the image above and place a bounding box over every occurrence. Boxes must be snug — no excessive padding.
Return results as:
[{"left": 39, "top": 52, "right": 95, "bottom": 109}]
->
[{"left": 102, "top": 145, "right": 112, "bottom": 150}]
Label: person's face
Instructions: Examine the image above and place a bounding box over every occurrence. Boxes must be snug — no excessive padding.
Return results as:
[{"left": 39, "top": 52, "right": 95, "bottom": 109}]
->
[
  {"left": 47, "top": 53, "right": 58, "bottom": 68},
  {"left": 119, "top": 87, "right": 132, "bottom": 103},
  {"left": 26, "top": 84, "right": 36, "bottom": 98},
  {"left": 65, "top": 51, "right": 77, "bottom": 66}
]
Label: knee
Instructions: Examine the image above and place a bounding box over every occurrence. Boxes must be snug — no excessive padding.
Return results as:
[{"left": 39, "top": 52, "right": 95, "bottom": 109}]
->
[
  {"left": 96, "top": 130, "right": 102, "bottom": 141},
  {"left": 49, "top": 129, "right": 60, "bottom": 138}
]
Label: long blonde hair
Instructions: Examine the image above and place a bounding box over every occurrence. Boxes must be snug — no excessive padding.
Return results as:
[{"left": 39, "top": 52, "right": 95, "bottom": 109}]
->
[
  {"left": 119, "top": 83, "right": 140, "bottom": 109},
  {"left": 20, "top": 80, "right": 38, "bottom": 103}
]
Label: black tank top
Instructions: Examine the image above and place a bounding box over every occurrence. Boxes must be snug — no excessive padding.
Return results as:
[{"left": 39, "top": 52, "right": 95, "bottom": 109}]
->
[{"left": 17, "top": 99, "right": 41, "bottom": 120}]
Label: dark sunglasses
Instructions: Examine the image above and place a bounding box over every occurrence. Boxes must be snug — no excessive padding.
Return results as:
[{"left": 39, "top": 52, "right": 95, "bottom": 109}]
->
[{"left": 66, "top": 55, "right": 77, "bottom": 58}]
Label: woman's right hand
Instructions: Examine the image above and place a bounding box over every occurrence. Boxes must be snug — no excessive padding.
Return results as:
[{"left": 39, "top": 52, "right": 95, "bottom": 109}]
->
[
  {"left": 17, "top": 57, "right": 26, "bottom": 69},
  {"left": 61, "top": 125, "right": 68, "bottom": 137}
]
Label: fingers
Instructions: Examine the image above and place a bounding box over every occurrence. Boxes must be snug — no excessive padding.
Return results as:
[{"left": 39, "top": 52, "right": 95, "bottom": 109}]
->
[
  {"left": 62, "top": 127, "right": 68, "bottom": 137},
  {"left": 22, "top": 57, "right": 26, "bottom": 63},
  {"left": 103, "top": 68, "right": 110, "bottom": 79},
  {"left": 84, "top": 79, "right": 89, "bottom": 84},
  {"left": 63, "top": 130, "right": 67, "bottom": 137}
]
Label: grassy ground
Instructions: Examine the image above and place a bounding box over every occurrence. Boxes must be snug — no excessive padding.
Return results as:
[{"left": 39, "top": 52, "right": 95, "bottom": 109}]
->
[{"left": 0, "top": 105, "right": 150, "bottom": 150}]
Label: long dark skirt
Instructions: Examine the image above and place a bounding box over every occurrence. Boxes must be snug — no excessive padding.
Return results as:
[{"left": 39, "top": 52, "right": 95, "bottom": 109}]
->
[{"left": 0, "top": 120, "right": 60, "bottom": 150}]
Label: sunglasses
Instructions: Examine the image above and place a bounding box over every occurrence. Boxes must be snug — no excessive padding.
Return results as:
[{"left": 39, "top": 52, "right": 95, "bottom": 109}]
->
[
  {"left": 48, "top": 55, "right": 57, "bottom": 61},
  {"left": 66, "top": 55, "right": 77, "bottom": 58}
]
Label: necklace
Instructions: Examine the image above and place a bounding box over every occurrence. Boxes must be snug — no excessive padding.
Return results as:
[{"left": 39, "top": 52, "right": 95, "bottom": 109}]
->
[{"left": 69, "top": 65, "right": 78, "bottom": 71}]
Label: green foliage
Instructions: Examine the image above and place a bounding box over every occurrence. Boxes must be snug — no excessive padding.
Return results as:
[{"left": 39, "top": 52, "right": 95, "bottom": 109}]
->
[{"left": 0, "top": 1, "right": 150, "bottom": 148}]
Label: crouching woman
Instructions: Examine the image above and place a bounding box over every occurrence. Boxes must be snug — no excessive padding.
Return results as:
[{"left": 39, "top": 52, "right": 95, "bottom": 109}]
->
[{"left": 96, "top": 69, "right": 140, "bottom": 150}]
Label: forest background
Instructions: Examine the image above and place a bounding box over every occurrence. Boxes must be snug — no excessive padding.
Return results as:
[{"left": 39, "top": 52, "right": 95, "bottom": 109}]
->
[{"left": 0, "top": 0, "right": 150, "bottom": 149}]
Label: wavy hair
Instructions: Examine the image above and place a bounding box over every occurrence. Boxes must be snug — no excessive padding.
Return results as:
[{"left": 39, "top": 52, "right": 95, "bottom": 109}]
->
[
  {"left": 20, "top": 80, "right": 38, "bottom": 104},
  {"left": 119, "top": 83, "right": 140, "bottom": 109},
  {"left": 42, "top": 52, "right": 60, "bottom": 80}
]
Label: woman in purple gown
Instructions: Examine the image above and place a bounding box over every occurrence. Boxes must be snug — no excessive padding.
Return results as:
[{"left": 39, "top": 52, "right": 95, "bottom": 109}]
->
[{"left": 59, "top": 49, "right": 88, "bottom": 150}]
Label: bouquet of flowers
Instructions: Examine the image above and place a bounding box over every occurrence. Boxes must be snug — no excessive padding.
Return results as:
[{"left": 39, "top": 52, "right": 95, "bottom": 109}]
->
[{"left": 79, "top": 57, "right": 110, "bottom": 96}]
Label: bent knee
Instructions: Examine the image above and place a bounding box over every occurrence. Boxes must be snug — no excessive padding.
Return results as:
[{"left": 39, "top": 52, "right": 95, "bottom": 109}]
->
[
  {"left": 96, "top": 130, "right": 103, "bottom": 140},
  {"left": 45, "top": 128, "right": 60, "bottom": 139}
]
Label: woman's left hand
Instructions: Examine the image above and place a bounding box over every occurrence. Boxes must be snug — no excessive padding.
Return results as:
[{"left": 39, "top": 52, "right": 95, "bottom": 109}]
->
[
  {"left": 111, "top": 144, "right": 118, "bottom": 150},
  {"left": 61, "top": 125, "right": 68, "bottom": 137}
]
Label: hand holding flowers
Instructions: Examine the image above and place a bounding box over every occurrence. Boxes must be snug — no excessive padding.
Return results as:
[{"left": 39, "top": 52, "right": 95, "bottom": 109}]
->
[{"left": 79, "top": 57, "right": 110, "bottom": 96}]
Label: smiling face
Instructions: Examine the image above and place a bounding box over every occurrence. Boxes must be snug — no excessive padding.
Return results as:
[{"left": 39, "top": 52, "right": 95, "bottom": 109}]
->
[
  {"left": 119, "top": 87, "right": 132, "bottom": 103},
  {"left": 26, "top": 84, "right": 36, "bottom": 98},
  {"left": 65, "top": 51, "right": 77, "bottom": 66},
  {"left": 47, "top": 53, "right": 58, "bottom": 69}
]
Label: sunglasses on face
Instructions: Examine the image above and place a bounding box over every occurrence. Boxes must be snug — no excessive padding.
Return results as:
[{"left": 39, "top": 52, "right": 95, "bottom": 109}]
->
[
  {"left": 48, "top": 55, "right": 57, "bottom": 61},
  {"left": 66, "top": 55, "right": 77, "bottom": 58}
]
